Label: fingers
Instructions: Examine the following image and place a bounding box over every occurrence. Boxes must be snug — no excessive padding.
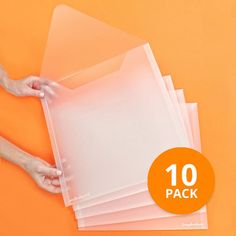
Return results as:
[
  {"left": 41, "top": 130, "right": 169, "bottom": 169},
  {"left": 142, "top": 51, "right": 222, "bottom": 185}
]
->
[
  {"left": 29, "top": 158, "right": 62, "bottom": 194},
  {"left": 25, "top": 76, "right": 59, "bottom": 99},
  {"left": 41, "top": 84, "right": 57, "bottom": 99},
  {"left": 51, "top": 178, "right": 60, "bottom": 186},
  {"left": 35, "top": 175, "right": 61, "bottom": 194},
  {"left": 37, "top": 165, "right": 62, "bottom": 177},
  {"left": 46, "top": 185, "right": 61, "bottom": 194},
  {"left": 26, "top": 76, "right": 50, "bottom": 85},
  {"left": 27, "top": 76, "right": 58, "bottom": 88},
  {"left": 37, "top": 179, "right": 61, "bottom": 194},
  {"left": 24, "top": 88, "right": 45, "bottom": 98},
  {"left": 44, "top": 176, "right": 60, "bottom": 186}
]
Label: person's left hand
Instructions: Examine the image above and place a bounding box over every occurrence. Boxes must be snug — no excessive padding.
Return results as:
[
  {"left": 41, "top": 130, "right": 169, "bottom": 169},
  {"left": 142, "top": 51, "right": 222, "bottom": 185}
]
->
[
  {"left": 4, "top": 76, "right": 55, "bottom": 98},
  {"left": 23, "top": 156, "right": 62, "bottom": 194}
]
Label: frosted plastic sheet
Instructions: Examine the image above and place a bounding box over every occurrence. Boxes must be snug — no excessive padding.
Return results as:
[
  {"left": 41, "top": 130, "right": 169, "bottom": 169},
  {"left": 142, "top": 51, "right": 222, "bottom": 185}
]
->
[
  {"left": 72, "top": 76, "right": 191, "bottom": 213},
  {"left": 79, "top": 212, "right": 207, "bottom": 230},
  {"left": 41, "top": 5, "right": 207, "bottom": 230},
  {"left": 72, "top": 76, "right": 197, "bottom": 214},
  {"left": 176, "top": 89, "right": 194, "bottom": 147},
  {"left": 78, "top": 111, "right": 207, "bottom": 229},
  {"left": 41, "top": 5, "right": 190, "bottom": 207},
  {"left": 163, "top": 75, "right": 191, "bottom": 143},
  {"left": 78, "top": 207, "right": 207, "bottom": 229},
  {"left": 75, "top": 86, "right": 207, "bottom": 229},
  {"left": 187, "top": 103, "right": 201, "bottom": 151},
  {"left": 77, "top": 107, "right": 207, "bottom": 229}
]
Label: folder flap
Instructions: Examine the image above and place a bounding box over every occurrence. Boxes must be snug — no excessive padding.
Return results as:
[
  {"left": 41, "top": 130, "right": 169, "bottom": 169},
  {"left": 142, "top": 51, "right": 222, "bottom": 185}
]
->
[{"left": 41, "top": 4, "right": 145, "bottom": 88}]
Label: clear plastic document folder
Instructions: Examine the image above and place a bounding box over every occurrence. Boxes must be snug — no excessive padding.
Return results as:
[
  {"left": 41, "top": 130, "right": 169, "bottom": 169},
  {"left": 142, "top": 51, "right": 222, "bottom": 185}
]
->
[
  {"left": 40, "top": 5, "right": 207, "bottom": 230},
  {"left": 41, "top": 4, "right": 189, "bottom": 206},
  {"left": 74, "top": 78, "right": 207, "bottom": 230}
]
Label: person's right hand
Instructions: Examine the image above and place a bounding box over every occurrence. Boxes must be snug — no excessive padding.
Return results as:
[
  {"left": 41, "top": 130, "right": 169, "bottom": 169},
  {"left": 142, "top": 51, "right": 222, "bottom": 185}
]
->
[
  {"left": 23, "top": 156, "right": 62, "bottom": 194},
  {"left": 4, "top": 76, "right": 56, "bottom": 98}
]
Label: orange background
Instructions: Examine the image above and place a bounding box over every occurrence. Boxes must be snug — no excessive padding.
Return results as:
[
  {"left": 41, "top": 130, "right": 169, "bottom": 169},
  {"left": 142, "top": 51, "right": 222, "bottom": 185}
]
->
[{"left": 0, "top": 0, "right": 235, "bottom": 236}]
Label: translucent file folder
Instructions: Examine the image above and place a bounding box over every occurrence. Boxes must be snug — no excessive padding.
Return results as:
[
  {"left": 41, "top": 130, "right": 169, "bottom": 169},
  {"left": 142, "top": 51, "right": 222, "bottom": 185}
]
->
[
  {"left": 72, "top": 76, "right": 193, "bottom": 212},
  {"left": 77, "top": 98, "right": 207, "bottom": 230},
  {"left": 78, "top": 207, "right": 207, "bottom": 229},
  {"left": 79, "top": 212, "right": 207, "bottom": 230},
  {"left": 72, "top": 77, "right": 199, "bottom": 216},
  {"left": 74, "top": 83, "right": 207, "bottom": 229},
  {"left": 72, "top": 78, "right": 193, "bottom": 210},
  {"left": 41, "top": 5, "right": 190, "bottom": 206},
  {"left": 72, "top": 76, "right": 197, "bottom": 213}
]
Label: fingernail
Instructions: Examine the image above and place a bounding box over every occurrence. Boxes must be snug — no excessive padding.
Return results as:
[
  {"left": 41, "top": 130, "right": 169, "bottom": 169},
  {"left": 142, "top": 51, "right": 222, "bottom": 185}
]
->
[
  {"left": 57, "top": 170, "right": 62, "bottom": 175},
  {"left": 40, "top": 92, "right": 44, "bottom": 98}
]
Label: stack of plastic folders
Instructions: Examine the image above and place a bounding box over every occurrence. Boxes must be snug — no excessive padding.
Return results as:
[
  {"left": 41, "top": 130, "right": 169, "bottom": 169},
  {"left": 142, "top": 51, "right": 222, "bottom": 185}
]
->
[{"left": 41, "top": 4, "right": 207, "bottom": 230}]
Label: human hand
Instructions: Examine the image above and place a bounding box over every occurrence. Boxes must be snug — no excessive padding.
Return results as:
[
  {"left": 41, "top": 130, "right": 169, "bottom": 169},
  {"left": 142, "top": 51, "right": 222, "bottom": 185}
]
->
[
  {"left": 0, "top": 136, "right": 62, "bottom": 194},
  {"left": 23, "top": 156, "right": 62, "bottom": 194},
  {"left": 4, "top": 76, "right": 55, "bottom": 98}
]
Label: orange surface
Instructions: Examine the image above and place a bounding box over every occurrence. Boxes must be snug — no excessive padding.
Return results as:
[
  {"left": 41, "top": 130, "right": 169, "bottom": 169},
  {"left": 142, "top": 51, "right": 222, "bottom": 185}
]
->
[{"left": 0, "top": 0, "right": 235, "bottom": 235}]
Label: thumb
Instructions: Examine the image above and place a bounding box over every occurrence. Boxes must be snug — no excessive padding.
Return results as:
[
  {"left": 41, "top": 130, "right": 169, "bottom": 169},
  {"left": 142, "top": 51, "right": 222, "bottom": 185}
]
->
[
  {"left": 38, "top": 165, "right": 62, "bottom": 177},
  {"left": 25, "top": 88, "right": 44, "bottom": 98}
]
